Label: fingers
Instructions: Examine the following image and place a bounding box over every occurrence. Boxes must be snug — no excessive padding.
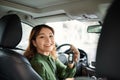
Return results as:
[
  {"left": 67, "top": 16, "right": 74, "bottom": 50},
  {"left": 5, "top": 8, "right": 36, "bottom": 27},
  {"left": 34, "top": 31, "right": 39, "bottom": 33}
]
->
[
  {"left": 70, "top": 44, "right": 80, "bottom": 62},
  {"left": 74, "top": 53, "right": 79, "bottom": 62},
  {"left": 71, "top": 45, "right": 79, "bottom": 53}
]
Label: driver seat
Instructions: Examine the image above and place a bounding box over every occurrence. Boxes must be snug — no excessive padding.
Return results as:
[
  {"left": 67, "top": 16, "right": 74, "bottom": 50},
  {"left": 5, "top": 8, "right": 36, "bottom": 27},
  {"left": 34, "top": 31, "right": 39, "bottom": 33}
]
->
[{"left": 0, "top": 14, "right": 43, "bottom": 80}]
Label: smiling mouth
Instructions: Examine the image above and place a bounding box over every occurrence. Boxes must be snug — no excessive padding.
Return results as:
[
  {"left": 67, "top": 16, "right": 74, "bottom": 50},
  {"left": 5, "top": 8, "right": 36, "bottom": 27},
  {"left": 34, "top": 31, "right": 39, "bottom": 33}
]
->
[{"left": 44, "top": 43, "right": 53, "bottom": 47}]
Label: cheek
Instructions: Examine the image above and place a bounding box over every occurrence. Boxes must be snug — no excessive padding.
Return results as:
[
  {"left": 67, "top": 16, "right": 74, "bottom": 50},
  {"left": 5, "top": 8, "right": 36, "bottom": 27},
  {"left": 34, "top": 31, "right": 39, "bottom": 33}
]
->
[
  {"left": 34, "top": 39, "right": 43, "bottom": 47},
  {"left": 52, "top": 38, "right": 55, "bottom": 43},
  {"left": 52, "top": 40, "right": 55, "bottom": 45},
  {"left": 36, "top": 40, "right": 44, "bottom": 45}
]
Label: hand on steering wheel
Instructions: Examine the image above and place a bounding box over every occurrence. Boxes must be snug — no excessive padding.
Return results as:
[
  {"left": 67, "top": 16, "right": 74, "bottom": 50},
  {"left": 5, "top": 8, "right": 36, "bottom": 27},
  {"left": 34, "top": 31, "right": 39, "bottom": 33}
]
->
[
  {"left": 57, "top": 44, "right": 80, "bottom": 63},
  {"left": 70, "top": 44, "right": 80, "bottom": 63}
]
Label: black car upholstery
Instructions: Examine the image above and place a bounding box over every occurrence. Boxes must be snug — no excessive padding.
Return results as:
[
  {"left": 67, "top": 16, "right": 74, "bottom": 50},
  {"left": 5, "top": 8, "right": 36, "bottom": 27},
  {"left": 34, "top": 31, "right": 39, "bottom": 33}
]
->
[
  {"left": 96, "top": 0, "right": 120, "bottom": 79},
  {"left": 0, "top": 14, "right": 43, "bottom": 80}
]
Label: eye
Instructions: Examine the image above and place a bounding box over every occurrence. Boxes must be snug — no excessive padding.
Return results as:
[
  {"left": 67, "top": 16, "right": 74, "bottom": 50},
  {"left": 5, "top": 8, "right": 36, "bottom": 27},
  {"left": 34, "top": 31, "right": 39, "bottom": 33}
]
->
[
  {"left": 49, "top": 34, "right": 54, "bottom": 38},
  {"left": 40, "top": 36, "right": 44, "bottom": 38},
  {"left": 38, "top": 35, "right": 44, "bottom": 38}
]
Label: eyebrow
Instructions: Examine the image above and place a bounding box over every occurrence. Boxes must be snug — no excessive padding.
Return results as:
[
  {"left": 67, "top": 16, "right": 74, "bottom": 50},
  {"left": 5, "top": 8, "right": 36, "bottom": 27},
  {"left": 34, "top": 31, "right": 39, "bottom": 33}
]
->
[{"left": 38, "top": 32, "right": 54, "bottom": 35}]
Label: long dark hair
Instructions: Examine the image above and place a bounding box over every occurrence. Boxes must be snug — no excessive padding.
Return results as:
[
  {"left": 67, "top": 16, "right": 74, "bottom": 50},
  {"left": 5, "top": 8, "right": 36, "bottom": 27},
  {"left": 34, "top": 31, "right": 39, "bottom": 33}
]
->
[{"left": 24, "top": 24, "right": 55, "bottom": 60}]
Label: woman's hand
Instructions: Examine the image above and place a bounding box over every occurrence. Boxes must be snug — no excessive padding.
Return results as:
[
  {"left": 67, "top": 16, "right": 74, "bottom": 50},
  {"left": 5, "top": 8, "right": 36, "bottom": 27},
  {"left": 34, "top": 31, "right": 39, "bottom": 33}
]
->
[
  {"left": 67, "top": 44, "right": 80, "bottom": 69},
  {"left": 70, "top": 44, "right": 80, "bottom": 63}
]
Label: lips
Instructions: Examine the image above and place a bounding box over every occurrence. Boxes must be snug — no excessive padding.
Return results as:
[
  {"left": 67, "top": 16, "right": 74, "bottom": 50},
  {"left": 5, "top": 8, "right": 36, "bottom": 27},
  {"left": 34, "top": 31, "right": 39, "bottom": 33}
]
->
[{"left": 44, "top": 43, "right": 53, "bottom": 47}]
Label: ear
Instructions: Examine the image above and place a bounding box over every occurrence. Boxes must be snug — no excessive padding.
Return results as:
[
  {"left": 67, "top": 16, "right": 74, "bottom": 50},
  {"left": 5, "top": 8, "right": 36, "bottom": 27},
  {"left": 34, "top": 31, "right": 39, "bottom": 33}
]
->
[{"left": 32, "top": 40, "right": 37, "bottom": 47}]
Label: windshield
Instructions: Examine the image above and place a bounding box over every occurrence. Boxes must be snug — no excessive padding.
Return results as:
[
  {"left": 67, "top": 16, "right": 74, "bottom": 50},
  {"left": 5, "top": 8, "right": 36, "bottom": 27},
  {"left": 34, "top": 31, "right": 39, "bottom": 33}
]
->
[{"left": 47, "top": 20, "right": 100, "bottom": 64}]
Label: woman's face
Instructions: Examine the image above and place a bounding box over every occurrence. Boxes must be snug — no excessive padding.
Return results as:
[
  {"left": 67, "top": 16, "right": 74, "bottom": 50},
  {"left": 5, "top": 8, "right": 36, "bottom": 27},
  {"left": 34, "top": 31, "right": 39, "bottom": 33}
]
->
[{"left": 32, "top": 27, "right": 55, "bottom": 54}]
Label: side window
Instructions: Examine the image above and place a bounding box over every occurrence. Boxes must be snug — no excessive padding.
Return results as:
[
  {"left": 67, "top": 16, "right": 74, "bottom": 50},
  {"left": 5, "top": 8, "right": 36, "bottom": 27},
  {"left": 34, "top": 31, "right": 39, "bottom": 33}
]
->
[{"left": 17, "top": 23, "right": 32, "bottom": 50}]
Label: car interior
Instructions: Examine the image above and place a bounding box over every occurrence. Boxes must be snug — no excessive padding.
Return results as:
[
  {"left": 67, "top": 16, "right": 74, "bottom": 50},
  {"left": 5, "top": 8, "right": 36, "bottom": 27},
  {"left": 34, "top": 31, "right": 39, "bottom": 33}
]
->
[
  {"left": 0, "top": 14, "right": 43, "bottom": 80},
  {"left": 96, "top": 0, "right": 120, "bottom": 79},
  {"left": 0, "top": 0, "right": 119, "bottom": 80}
]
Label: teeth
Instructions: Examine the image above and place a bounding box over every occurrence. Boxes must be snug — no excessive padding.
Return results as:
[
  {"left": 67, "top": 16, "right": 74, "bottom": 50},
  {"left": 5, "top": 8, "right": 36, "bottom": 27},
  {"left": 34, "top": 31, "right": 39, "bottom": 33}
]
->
[{"left": 45, "top": 44, "right": 52, "bottom": 46}]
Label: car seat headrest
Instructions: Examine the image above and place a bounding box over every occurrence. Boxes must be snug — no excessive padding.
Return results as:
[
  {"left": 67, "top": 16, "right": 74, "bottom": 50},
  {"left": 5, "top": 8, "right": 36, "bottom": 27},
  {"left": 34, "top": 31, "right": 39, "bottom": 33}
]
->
[
  {"left": 96, "top": 0, "right": 120, "bottom": 79},
  {"left": 0, "top": 14, "right": 22, "bottom": 48}
]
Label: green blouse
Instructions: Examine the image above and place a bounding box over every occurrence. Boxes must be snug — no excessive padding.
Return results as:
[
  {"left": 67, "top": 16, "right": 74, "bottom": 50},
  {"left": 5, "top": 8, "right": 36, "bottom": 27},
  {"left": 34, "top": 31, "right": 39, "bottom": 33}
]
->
[{"left": 30, "top": 53, "right": 76, "bottom": 80}]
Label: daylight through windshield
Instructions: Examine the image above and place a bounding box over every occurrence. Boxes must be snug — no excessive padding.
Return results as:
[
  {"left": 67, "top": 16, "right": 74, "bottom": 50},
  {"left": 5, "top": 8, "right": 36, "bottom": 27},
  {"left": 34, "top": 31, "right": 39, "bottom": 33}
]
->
[{"left": 47, "top": 20, "right": 100, "bottom": 64}]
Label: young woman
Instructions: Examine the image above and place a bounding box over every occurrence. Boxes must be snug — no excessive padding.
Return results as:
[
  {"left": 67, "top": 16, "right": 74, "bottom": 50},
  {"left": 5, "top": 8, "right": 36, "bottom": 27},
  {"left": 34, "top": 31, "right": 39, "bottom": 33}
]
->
[{"left": 24, "top": 24, "right": 80, "bottom": 80}]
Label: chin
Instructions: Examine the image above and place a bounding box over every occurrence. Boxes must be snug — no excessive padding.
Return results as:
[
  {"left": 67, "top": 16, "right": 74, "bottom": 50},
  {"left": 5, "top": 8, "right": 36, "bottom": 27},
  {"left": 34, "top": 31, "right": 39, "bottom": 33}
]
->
[{"left": 45, "top": 49, "right": 53, "bottom": 52}]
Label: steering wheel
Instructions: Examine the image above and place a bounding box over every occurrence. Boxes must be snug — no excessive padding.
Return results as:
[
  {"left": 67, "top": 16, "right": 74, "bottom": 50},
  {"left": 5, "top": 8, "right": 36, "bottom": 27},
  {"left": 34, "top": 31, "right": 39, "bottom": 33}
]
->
[
  {"left": 56, "top": 43, "right": 89, "bottom": 77},
  {"left": 57, "top": 44, "right": 88, "bottom": 65},
  {"left": 57, "top": 44, "right": 71, "bottom": 51},
  {"left": 57, "top": 44, "right": 72, "bottom": 64}
]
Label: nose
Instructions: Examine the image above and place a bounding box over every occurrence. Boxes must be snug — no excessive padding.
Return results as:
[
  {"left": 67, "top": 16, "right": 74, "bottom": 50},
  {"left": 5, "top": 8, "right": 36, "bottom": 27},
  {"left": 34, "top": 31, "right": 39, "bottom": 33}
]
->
[{"left": 45, "top": 37, "right": 51, "bottom": 43}]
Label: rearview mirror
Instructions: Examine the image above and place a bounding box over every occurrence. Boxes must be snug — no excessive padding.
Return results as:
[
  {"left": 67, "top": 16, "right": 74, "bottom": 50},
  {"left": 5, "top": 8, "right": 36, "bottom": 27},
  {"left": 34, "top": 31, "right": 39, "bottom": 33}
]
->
[{"left": 87, "top": 25, "right": 102, "bottom": 33}]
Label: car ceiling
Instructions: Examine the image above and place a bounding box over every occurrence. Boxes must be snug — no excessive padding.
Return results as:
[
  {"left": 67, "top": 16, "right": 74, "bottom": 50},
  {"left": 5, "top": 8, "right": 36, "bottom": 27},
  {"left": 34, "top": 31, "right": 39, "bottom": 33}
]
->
[{"left": 0, "top": 0, "right": 113, "bottom": 26}]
